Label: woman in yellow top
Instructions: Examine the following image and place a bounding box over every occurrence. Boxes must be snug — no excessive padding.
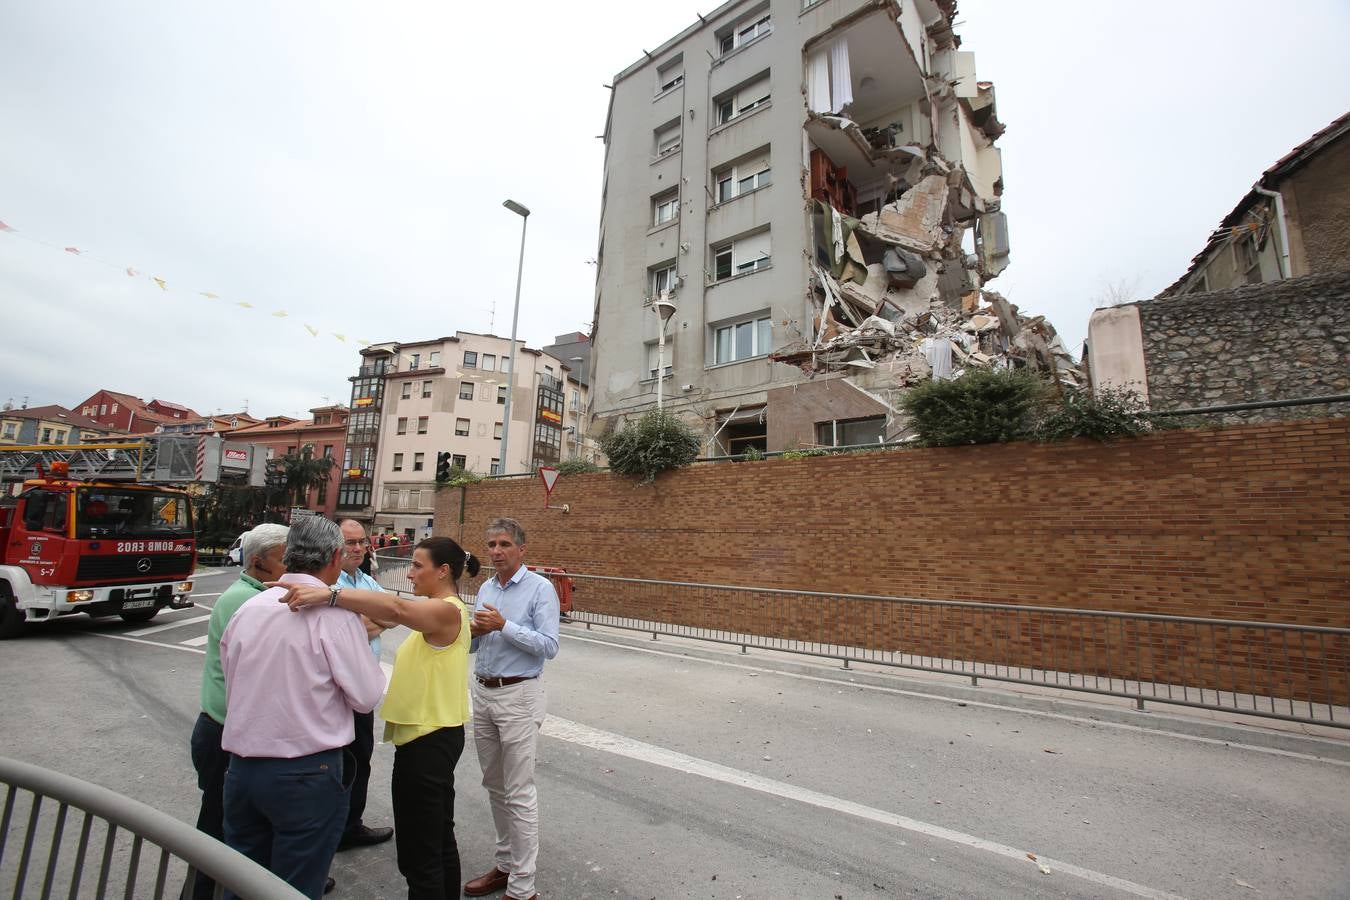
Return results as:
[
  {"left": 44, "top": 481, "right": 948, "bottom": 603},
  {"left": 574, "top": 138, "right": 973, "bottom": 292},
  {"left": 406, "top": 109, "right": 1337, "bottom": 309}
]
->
[{"left": 280, "top": 536, "right": 480, "bottom": 900}]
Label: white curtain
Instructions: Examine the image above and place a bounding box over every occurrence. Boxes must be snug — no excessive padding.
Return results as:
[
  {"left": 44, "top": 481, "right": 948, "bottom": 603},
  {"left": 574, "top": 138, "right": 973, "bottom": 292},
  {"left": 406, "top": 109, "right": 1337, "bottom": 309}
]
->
[
  {"left": 807, "top": 50, "right": 830, "bottom": 112},
  {"left": 830, "top": 38, "right": 853, "bottom": 112}
]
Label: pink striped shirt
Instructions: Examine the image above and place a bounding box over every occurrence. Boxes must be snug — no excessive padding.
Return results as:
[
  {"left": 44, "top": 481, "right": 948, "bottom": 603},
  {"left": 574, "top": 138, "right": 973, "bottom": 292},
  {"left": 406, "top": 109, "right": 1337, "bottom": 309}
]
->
[{"left": 220, "top": 573, "right": 385, "bottom": 758}]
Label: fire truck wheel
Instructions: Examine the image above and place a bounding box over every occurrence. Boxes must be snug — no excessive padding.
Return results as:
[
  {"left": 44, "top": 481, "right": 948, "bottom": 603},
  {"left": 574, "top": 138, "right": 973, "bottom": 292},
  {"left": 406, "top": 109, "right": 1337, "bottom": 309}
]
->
[
  {"left": 0, "top": 584, "right": 24, "bottom": 640},
  {"left": 118, "top": 607, "right": 159, "bottom": 625}
]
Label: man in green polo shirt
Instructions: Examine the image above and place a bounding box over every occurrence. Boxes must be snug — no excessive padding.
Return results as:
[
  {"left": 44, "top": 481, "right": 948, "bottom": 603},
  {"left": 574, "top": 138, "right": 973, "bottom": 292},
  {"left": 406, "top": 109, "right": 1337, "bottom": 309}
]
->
[{"left": 188, "top": 523, "right": 288, "bottom": 900}]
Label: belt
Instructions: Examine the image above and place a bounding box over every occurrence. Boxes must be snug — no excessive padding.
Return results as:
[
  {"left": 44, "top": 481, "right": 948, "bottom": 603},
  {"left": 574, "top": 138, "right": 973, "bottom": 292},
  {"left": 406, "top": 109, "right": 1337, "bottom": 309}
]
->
[{"left": 475, "top": 674, "right": 538, "bottom": 689}]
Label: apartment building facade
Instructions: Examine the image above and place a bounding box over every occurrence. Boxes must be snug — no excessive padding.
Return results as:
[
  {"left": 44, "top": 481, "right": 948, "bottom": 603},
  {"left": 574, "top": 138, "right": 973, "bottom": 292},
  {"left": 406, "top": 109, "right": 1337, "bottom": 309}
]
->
[
  {"left": 591, "top": 0, "right": 1007, "bottom": 451},
  {"left": 335, "top": 332, "right": 587, "bottom": 537},
  {"left": 225, "top": 405, "right": 349, "bottom": 519}
]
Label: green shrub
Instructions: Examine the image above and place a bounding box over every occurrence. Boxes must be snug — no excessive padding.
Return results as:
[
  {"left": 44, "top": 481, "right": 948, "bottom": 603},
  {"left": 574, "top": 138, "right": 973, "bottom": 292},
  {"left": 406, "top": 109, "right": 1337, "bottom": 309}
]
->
[
  {"left": 1034, "top": 386, "right": 1155, "bottom": 442},
  {"left": 435, "top": 466, "right": 483, "bottom": 488},
  {"left": 900, "top": 367, "right": 1044, "bottom": 447},
  {"left": 597, "top": 409, "right": 702, "bottom": 483},
  {"left": 738, "top": 446, "right": 765, "bottom": 462},
  {"left": 557, "top": 458, "right": 600, "bottom": 475}
]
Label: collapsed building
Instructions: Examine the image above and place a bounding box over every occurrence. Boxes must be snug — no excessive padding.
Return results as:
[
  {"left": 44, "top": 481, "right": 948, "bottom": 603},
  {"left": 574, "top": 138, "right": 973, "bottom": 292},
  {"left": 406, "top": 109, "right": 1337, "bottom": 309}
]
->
[{"left": 590, "top": 0, "right": 1077, "bottom": 453}]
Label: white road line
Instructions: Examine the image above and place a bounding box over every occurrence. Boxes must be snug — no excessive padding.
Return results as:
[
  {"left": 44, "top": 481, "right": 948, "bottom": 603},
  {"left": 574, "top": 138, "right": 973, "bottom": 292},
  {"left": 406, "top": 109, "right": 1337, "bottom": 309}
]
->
[
  {"left": 180, "top": 635, "right": 209, "bottom": 647},
  {"left": 190, "top": 592, "right": 223, "bottom": 599},
  {"left": 95, "top": 633, "right": 205, "bottom": 654},
  {"left": 543, "top": 715, "right": 1187, "bottom": 900},
  {"left": 563, "top": 633, "right": 1350, "bottom": 767},
  {"left": 126, "top": 614, "right": 211, "bottom": 637}
]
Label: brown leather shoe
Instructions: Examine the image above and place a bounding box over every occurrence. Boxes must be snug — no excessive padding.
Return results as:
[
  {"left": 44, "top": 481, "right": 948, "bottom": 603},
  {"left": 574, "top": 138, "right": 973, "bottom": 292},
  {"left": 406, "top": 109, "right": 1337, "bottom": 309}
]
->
[{"left": 463, "top": 867, "right": 510, "bottom": 897}]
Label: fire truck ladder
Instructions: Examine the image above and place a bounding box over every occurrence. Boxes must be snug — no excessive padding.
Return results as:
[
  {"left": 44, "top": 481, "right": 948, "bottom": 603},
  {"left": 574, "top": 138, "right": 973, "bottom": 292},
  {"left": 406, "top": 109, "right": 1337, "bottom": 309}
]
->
[{"left": 0, "top": 438, "right": 200, "bottom": 484}]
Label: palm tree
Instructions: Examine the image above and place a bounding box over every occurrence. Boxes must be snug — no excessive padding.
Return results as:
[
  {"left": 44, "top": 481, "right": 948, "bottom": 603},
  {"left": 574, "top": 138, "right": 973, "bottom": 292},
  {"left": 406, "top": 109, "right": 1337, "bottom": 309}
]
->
[{"left": 282, "top": 443, "right": 335, "bottom": 508}]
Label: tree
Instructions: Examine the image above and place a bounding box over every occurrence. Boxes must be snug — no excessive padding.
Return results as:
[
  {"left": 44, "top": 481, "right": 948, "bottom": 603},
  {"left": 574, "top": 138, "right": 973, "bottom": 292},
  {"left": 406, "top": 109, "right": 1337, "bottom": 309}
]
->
[
  {"left": 900, "top": 367, "right": 1045, "bottom": 447},
  {"left": 597, "top": 410, "right": 701, "bottom": 483},
  {"left": 281, "top": 444, "right": 335, "bottom": 507}
]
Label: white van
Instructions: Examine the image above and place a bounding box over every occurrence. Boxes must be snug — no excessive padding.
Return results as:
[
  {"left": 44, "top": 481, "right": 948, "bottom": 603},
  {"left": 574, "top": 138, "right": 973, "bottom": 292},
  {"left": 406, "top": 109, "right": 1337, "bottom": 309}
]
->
[{"left": 224, "top": 535, "right": 243, "bottom": 566}]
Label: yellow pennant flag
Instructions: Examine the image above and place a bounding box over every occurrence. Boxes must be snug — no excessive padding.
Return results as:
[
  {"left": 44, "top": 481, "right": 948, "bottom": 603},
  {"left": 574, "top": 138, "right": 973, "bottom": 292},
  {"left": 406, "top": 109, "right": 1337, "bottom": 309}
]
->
[
  {"left": 152, "top": 277, "right": 168, "bottom": 291},
  {"left": 236, "top": 301, "right": 253, "bottom": 309},
  {"left": 272, "top": 310, "right": 288, "bottom": 318},
  {"left": 200, "top": 292, "right": 218, "bottom": 300},
  {"left": 304, "top": 324, "right": 319, "bottom": 337},
  {"left": 333, "top": 333, "right": 346, "bottom": 342},
  {"left": 357, "top": 339, "right": 372, "bottom": 347}
]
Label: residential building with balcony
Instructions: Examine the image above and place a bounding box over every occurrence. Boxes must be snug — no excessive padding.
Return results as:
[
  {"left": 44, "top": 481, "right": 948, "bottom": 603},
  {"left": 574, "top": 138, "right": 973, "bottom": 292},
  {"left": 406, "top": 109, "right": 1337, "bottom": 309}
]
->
[
  {"left": 590, "top": 0, "right": 1008, "bottom": 452},
  {"left": 225, "top": 406, "right": 349, "bottom": 519},
  {"left": 0, "top": 404, "right": 110, "bottom": 445},
  {"left": 334, "top": 332, "right": 589, "bottom": 538},
  {"left": 72, "top": 390, "right": 201, "bottom": 435}
]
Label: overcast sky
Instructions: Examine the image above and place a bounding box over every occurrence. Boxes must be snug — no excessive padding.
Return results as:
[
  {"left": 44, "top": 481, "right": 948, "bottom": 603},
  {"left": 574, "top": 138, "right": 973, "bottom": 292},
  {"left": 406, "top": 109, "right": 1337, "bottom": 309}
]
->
[{"left": 2, "top": 1, "right": 1347, "bottom": 420}]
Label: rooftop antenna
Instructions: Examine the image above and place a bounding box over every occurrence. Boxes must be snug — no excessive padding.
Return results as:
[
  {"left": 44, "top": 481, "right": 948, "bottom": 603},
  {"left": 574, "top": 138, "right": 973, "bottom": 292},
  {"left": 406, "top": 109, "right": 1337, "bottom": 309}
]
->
[{"left": 242, "top": 398, "right": 249, "bottom": 413}]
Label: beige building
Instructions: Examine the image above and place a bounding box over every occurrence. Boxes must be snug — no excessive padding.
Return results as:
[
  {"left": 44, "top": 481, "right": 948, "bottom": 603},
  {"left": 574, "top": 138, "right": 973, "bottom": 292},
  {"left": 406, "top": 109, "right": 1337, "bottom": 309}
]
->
[
  {"left": 590, "top": 0, "right": 1008, "bottom": 452},
  {"left": 348, "top": 332, "right": 587, "bottom": 538}
]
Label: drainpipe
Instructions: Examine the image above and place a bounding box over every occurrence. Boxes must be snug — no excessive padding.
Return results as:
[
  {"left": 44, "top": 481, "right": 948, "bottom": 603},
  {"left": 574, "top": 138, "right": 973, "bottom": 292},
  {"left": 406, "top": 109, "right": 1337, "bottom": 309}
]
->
[{"left": 1252, "top": 184, "right": 1290, "bottom": 279}]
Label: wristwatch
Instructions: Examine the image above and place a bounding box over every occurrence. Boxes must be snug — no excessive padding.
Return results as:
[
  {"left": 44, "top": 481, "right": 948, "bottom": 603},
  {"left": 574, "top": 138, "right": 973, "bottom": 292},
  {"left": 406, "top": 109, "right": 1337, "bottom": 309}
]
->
[{"left": 328, "top": 586, "right": 341, "bottom": 607}]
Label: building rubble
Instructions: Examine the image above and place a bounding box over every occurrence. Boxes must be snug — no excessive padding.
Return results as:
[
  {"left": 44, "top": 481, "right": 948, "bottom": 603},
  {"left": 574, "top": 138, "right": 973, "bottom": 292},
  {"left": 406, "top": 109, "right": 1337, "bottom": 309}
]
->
[{"left": 772, "top": 140, "right": 1081, "bottom": 396}]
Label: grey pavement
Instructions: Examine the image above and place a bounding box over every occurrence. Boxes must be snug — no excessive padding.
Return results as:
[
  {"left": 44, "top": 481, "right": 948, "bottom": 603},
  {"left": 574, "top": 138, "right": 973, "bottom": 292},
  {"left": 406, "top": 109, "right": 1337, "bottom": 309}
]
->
[{"left": 1, "top": 567, "right": 1348, "bottom": 899}]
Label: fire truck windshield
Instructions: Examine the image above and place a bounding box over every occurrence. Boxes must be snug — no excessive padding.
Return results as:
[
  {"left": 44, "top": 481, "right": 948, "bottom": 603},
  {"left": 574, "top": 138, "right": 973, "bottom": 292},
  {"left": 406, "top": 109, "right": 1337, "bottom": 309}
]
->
[{"left": 75, "top": 487, "right": 193, "bottom": 540}]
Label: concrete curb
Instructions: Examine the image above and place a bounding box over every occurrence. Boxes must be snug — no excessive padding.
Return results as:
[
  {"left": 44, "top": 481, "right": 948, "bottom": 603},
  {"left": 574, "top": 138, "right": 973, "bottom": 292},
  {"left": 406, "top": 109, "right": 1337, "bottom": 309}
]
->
[{"left": 562, "top": 622, "right": 1350, "bottom": 763}]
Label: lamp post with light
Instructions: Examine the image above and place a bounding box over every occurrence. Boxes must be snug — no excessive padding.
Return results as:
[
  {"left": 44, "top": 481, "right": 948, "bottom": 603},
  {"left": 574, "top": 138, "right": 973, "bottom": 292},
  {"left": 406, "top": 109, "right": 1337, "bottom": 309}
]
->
[
  {"left": 500, "top": 199, "right": 529, "bottom": 475},
  {"left": 652, "top": 296, "right": 677, "bottom": 411}
]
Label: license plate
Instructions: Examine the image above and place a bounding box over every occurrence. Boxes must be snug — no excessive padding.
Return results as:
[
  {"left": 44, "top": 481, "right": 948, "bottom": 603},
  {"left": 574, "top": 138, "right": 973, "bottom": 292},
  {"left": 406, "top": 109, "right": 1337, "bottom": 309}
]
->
[{"left": 122, "top": 599, "right": 155, "bottom": 610}]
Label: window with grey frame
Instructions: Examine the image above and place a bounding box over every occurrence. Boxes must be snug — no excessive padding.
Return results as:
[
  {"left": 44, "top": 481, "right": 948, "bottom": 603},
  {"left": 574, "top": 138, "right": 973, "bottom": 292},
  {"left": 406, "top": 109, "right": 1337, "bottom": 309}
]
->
[
  {"left": 815, "top": 416, "right": 885, "bottom": 447},
  {"left": 713, "top": 316, "right": 772, "bottom": 364}
]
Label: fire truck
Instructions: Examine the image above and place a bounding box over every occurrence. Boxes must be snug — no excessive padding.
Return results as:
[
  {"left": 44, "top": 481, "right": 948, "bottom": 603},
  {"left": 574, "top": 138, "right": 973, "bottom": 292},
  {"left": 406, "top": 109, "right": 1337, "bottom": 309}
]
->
[{"left": 0, "top": 435, "right": 265, "bottom": 638}]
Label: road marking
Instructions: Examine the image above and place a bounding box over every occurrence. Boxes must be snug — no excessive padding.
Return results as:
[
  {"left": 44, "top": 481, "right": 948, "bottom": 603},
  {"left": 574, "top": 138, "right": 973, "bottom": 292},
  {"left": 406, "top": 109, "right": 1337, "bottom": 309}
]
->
[
  {"left": 190, "top": 592, "right": 223, "bottom": 599},
  {"left": 543, "top": 715, "right": 1187, "bottom": 899},
  {"left": 126, "top": 614, "right": 211, "bottom": 637},
  {"left": 95, "top": 633, "right": 205, "bottom": 654},
  {"left": 563, "top": 633, "right": 1350, "bottom": 767},
  {"left": 180, "top": 635, "right": 209, "bottom": 647}
]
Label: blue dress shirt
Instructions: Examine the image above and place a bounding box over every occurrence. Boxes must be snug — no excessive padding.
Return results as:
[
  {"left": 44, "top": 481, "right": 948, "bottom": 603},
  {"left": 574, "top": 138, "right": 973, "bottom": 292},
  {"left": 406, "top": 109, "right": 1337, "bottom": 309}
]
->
[
  {"left": 337, "top": 567, "right": 385, "bottom": 660},
  {"left": 470, "top": 565, "right": 560, "bottom": 677}
]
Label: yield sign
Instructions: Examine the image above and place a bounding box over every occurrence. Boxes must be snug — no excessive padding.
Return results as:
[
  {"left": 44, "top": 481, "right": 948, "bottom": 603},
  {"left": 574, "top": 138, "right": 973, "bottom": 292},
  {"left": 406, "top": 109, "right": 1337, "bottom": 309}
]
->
[{"left": 538, "top": 466, "right": 560, "bottom": 506}]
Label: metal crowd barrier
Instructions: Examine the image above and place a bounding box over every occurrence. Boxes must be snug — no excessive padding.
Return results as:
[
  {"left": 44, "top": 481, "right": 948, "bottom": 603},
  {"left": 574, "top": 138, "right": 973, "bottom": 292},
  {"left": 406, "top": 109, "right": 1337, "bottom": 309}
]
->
[
  {"left": 0, "top": 756, "right": 305, "bottom": 900},
  {"left": 557, "top": 573, "right": 1350, "bottom": 729}
]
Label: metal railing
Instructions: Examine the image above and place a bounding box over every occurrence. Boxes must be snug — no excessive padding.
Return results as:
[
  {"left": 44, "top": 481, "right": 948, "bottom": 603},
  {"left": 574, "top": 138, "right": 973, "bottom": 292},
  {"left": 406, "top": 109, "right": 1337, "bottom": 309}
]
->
[
  {"left": 556, "top": 573, "right": 1349, "bottom": 728},
  {"left": 0, "top": 756, "right": 305, "bottom": 900}
]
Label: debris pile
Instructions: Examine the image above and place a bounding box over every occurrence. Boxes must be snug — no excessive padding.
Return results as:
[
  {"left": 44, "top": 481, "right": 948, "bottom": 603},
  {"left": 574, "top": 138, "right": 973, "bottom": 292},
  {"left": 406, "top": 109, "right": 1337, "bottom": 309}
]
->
[{"left": 773, "top": 141, "right": 1081, "bottom": 392}]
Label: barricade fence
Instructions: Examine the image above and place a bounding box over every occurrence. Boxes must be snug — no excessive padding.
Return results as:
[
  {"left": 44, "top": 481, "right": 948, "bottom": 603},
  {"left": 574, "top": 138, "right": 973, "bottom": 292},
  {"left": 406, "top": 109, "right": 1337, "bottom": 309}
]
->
[
  {"left": 371, "top": 556, "right": 1348, "bottom": 727},
  {"left": 0, "top": 756, "right": 305, "bottom": 900}
]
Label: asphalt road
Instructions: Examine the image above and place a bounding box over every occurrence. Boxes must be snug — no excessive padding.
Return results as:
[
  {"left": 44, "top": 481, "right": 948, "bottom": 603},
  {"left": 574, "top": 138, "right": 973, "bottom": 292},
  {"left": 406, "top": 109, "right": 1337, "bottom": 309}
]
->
[{"left": 2, "top": 567, "right": 1348, "bottom": 899}]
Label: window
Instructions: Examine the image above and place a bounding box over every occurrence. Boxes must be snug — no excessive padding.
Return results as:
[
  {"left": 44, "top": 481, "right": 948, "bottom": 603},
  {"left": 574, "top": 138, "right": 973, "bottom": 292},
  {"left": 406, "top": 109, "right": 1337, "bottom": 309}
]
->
[
  {"left": 396, "top": 417, "right": 408, "bottom": 435},
  {"left": 1237, "top": 235, "right": 1261, "bottom": 284},
  {"left": 499, "top": 355, "right": 511, "bottom": 372},
  {"left": 451, "top": 454, "right": 466, "bottom": 469},
  {"left": 401, "top": 382, "right": 412, "bottom": 399},
  {"left": 459, "top": 382, "right": 474, "bottom": 401},
  {"left": 571, "top": 390, "right": 580, "bottom": 411},
  {"left": 545, "top": 365, "right": 554, "bottom": 376},
  {"left": 2, "top": 423, "right": 14, "bottom": 439},
  {"left": 111, "top": 403, "right": 119, "bottom": 414},
  {"left": 413, "top": 452, "right": 425, "bottom": 472},
  {"left": 409, "top": 353, "right": 420, "bottom": 370},
  {"left": 316, "top": 472, "right": 328, "bottom": 505},
  {"left": 490, "top": 458, "right": 501, "bottom": 475},
  {"left": 815, "top": 416, "right": 886, "bottom": 447},
  {"left": 482, "top": 353, "right": 496, "bottom": 370},
  {"left": 417, "top": 416, "right": 428, "bottom": 434},
  {"left": 650, "top": 262, "right": 677, "bottom": 299},
  {"left": 100, "top": 404, "right": 106, "bottom": 415},
  {"left": 408, "top": 490, "right": 421, "bottom": 509},
  {"left": 464, "top": 350, "right": 478, "bottom": 369},
  {"left": 323, "top": 444, "right": 333, "bottom": 458},
  {"left": 656, "top": 56, "right": 683, "bottom": 94},
  {"left": 456, "top": 418, "right": 470, "bottom": 436},
  {"left": 422, "top": 380, "right": 433, "bottom": 398},
  {"left": 714, "top": 316, "right": 772, "bottom": 364},
  {"left": 712, "top": 230, "right": 771, "bottom": 282},
  {"left": 652, "top": 190, "right": 679, "bottom": 227},
  {"left": 714, "top": 151, "right": 771, "bottom": 204},
  {"left": 494, "top": 422, "right": 504, "bottom": 440},
  {"left": 714, "top": 73, "right": 770, "bottom": 125},
  {"left": 429, "top": 351, "right": 440, "bottom": 366},
  {"left": 41, "top": 428, "right": 52, "bottom": 443},
  {"left": 497, "top": 386, "right": 508, "bottom": 404},
  {"left": 654, "top": 120, "right": 681, "bottom": 158},
  {"left": 718, "top": 13, "right": 770, "bottom": 56},
  {"left": 646, "top": 342, "right": 673, "bottom": 379},
  {"left": 393, "top": 453, "right": 404, "bottom": 472}
]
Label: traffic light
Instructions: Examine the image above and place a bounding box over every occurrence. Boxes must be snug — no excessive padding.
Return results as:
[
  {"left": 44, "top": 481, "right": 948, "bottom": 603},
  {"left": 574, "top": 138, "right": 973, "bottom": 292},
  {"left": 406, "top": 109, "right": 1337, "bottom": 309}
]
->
[{"left": 435, "top": 451, "right": 452, "bottom": 482}]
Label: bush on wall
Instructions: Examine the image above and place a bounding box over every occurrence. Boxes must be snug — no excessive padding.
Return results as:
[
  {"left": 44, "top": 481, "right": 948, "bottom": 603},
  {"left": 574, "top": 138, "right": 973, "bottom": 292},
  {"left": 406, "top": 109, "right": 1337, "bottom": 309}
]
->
[
  {"left": 900, "top": 367, "right": 1045, "bottom": 446},
  {"left": 597, "top": 410, "right": 701, "bottom": 483}
]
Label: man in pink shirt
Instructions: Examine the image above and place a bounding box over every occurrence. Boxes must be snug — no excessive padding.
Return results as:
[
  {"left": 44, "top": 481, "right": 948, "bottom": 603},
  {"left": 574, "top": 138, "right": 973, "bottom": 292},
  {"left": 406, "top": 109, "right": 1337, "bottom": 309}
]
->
[{"left": 219, "top": 516, "right": 385, "bottom": 899}]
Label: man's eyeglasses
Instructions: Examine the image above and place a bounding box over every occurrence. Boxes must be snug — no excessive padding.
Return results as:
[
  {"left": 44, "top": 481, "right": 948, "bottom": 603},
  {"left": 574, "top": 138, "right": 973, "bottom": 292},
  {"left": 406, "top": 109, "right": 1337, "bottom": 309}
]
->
[{"left": 344, "top": 539, "right": 370, "bottom": 548}]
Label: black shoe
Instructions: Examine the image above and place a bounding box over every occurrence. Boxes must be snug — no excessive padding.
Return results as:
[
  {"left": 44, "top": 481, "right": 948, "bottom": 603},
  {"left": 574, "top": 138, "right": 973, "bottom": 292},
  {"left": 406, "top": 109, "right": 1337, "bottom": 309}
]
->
[
  {"left": 324, "top": 876, "right": 336, "bottom": 894},
  {"left": 337, "top": 824, "right": 394, "bottom": 850}
]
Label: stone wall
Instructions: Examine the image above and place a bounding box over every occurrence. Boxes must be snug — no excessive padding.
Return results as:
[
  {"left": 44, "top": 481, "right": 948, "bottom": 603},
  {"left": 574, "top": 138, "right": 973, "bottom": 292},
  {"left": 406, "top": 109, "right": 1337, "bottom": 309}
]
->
[
  {"left": 437, "top": 418, "right": 1350, "bottom": 704},
  {"left": 1136, "top": 269, "right": 1350, "bottom": 423}
]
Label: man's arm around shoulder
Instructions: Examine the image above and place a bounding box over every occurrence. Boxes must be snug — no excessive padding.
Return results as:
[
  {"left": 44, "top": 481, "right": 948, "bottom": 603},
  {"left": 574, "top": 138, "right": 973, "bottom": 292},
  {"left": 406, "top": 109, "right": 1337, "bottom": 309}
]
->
[{"left": 321, "top": 609, "right": 386, "bottom": 713}]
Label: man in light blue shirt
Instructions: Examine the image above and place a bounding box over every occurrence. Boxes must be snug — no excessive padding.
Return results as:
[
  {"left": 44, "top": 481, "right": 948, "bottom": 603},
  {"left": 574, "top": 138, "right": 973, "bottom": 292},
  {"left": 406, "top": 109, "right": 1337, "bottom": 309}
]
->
[
  {"left": 463, "top": 518, "right": 559, "bottom": 900},
  {"left": 333, "top": 518, "right": 394, "bottom": 851}
]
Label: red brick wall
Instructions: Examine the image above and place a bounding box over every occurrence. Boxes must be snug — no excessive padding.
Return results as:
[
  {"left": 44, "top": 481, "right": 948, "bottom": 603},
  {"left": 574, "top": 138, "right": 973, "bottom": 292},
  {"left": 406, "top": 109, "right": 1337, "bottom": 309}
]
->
[{"left": 437, "top": 418, "right": 1350, "bottom": 702}]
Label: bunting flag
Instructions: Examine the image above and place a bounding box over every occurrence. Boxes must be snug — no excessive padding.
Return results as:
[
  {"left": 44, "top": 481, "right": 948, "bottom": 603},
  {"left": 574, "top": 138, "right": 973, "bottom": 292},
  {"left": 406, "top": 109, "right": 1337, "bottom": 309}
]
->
[{"left": 1, "top": 215, "right": 381, "bottom": 347}]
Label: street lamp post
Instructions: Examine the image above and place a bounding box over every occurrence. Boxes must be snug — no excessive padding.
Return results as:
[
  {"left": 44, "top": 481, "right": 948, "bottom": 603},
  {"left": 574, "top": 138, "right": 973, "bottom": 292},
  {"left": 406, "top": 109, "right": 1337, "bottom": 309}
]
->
[
  {"left": 569, "top": 355, "right": 585, "bottom": 460},
  {"left": 653, "top": 296, "right": 677, "bottom": 411},
  {"left": 500, "top": 199, "right": 530, "bottom": 475}
]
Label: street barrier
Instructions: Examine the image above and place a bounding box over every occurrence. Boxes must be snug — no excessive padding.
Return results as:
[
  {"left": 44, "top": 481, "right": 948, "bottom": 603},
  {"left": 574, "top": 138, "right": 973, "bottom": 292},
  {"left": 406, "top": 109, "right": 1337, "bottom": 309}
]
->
[
  {"left": 557, "top": 573, "right": 1350, "bottom": 729},
  {"left": 0, "top": 755, "right": 305, "bottom": 900}
]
